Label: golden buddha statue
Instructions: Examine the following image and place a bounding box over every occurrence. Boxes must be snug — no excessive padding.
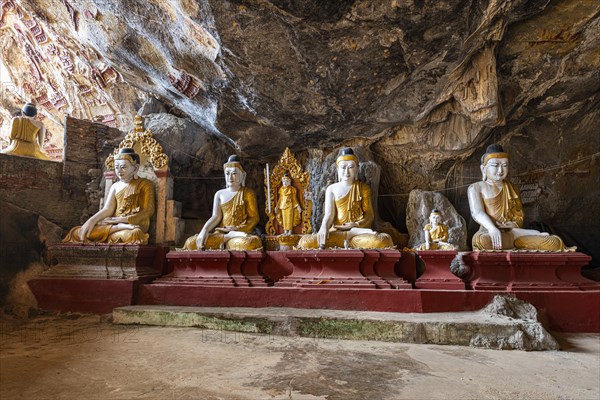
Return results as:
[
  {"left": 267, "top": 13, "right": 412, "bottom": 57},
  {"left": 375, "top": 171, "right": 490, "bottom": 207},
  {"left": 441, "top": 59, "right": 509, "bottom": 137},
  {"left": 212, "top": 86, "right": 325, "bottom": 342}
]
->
[
  {"left": 63, "top": 148, "right": 155, "bottom": 245},
  {"left": 297, "top": 148, "right": 393, "bottom": 249},
  {"left": 183, "top": 155, "right": 262, "bottom": 251},
  {"left": 1, "top": 103, "right": 49, "bottom": 160},
  {"left": 275, "top": 172, "right": 302, "bottom": 235},
  {"left": 468, "top": 144, "right": 573, "bottom": 251},
  {"left": 417, "top": 209, "right": 458, "bottom": 250}
]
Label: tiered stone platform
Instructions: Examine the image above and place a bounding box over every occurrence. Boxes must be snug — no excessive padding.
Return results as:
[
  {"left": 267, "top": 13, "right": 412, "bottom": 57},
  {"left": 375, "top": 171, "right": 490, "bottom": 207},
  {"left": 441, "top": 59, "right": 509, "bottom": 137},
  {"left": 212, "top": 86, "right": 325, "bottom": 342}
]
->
[
  {"left": 29, "top": 247, "right": 600, "bottom": 332},
  {"left": 28, "top": 244, "right": 168, "bottom": 314}
]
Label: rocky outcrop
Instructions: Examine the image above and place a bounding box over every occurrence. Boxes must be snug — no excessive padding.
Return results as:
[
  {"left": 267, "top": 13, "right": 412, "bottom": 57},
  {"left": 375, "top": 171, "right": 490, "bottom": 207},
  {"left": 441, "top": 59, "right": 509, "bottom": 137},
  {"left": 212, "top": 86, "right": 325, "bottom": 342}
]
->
[{"left": 406, "top": 189, "right": 467, "bottom": 250}]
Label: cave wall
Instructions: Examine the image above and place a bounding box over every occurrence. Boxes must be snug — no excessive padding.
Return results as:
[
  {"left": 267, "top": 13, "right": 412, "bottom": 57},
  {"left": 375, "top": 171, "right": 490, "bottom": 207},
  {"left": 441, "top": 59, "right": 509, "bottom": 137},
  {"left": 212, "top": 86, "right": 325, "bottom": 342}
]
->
[{"left": 0, "top": 0, "right": 598, "bottom": 262}]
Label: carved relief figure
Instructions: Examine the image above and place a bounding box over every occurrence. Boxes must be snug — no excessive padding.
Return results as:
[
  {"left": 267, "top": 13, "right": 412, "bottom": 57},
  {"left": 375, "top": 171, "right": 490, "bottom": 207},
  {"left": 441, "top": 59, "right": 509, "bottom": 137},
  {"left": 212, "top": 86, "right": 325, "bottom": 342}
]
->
[
  {"left": 297, "top": 148, "right": 393, "bottom": 249},
  {"left": 468, "top": 144, "right": 573, "bottom": 251},
  {"left": 63, "top": 148, "right": 155, "bottom": 245},
  {"left": 1, "top": 102, "right": 49, "bottom": 160},
  {"left": 275, "top": 172, "right": 302, "bottom": 235},
  {"left": 417, "top": 209, "right": 457, "bottom": 250},
  {"left": 183, "top": 155, "right": 262, "bottom": 251}
]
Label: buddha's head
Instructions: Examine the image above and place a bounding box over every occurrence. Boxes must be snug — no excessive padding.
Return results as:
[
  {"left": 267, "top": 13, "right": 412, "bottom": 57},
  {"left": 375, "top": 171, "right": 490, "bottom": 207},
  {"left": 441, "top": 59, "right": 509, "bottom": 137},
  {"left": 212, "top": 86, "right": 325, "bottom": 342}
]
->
[
  {"left": 22, "top": 102, "right": 37, "bottom": 118},
  {"left": 114, "top": 148, "right": 140, "bottom": 182},
  {"left": 481, "top": 144, "right": 509, "bottom": 183},
  {"left": 429, "top": 209, "right": 442, "bottom": 225},
  {"left": 336, "top": 148, "right": 358, "bottom": 183},
  {"left": 223, "top": 155, "right": 246, "bottom": 189},
  {"left": 282, "top": 172, "right": 291, "bottom": 187}
]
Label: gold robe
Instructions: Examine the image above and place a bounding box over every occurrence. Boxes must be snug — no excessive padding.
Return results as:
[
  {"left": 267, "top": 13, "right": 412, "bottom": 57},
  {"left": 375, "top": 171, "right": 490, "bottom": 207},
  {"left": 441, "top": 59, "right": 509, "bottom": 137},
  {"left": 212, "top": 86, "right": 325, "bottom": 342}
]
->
[
  {"left": 473, "top": 180, "right": 567, "bottom": 251},
  {"left": 298, "top": 181, "right": 392, "bottom": 249},
  {"left": 63, "top": 178, "right": 155, "bottom": 245},
  {"left": 2, "top": 117, "right": 49, "bottom": 160},
  {"left": 183, "top": 188, "right": 262, "bottom": 250},
  {"left": 333, "top": 181, "right": 374, "bottom": 228},
  {"left": 276, "top": 185, "right": 301, "bottom": 231}
]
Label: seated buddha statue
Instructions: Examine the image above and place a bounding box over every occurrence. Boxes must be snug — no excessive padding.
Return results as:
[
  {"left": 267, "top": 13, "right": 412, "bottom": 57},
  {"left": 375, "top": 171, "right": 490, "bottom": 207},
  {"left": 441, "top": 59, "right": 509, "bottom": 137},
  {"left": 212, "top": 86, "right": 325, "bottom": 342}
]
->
[
  {"left": 468, "top": 144, "right": 573, "bottom": 251},
  {"left": 1, "top": 102, "right": 50, "bottom": 160},
  {"left": 297, "top": 148, "right": 393, "bottom": 249},
  {"left": 63, "top": 148, "right": 155, "bottom": 245},
  {"left": 417, "top": 209, "right": 458, "bottom": 250},
  {"left": 183, "top": 155, "right": 262, "bottom": 251},
  {"left": 275, "top": 172, "right": 302, "bottom": 236}
]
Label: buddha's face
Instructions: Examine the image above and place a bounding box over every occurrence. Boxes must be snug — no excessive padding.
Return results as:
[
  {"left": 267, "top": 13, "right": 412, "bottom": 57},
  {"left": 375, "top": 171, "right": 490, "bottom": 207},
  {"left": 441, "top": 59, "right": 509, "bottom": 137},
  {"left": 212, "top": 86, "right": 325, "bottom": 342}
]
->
[
  {"left": 225, "top": 167, "right": 243, "bottom": 189},
  {"left": 429, "top": 213, "right": 441, "bottom": 225},
  {"left": 282, "top": 176, "right": 291, "bottom": 186},
  {"left": 482, "top": 157, "right": 509, "bottom": 182},
  {"left": 337, "top": 160, "right": 357, "bottom": 182},
  {"left": 114, "top": 159, "right": 138, "bottom": 182}
]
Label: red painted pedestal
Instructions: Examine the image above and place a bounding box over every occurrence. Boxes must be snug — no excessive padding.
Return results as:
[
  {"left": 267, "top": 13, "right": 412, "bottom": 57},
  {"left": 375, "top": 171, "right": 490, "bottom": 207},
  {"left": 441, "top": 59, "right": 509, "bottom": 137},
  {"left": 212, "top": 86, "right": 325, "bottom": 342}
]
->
[
  {"left": 465, "top": 251, "right": 598, "bottom": 291},
  {"left": 156, "top": 250, "right": 272, "bottom": 287},
  {"left": 276, "top": 250, "right": 375, "bottom": 288},
  {"left": 360, "top": 250, "right": 412, "bottom": 289},
  {"left": 416, "top": 250, "right": 466, "bottom": 290}
]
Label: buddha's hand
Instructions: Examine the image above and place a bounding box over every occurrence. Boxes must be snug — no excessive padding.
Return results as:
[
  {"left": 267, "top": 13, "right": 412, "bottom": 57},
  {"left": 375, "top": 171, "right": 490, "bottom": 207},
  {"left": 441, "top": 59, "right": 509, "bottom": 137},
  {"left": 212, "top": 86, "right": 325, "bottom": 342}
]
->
[
  {"left": 317, "top": 227, "right": 329, "bottom": 247},
  {"left": 79, "top": 219, "right": 96, "bottom": 241},
  {"left": 488, "top": 227, "right": 503, "bottom": 250},
  {"left": 196, "top": 230, "right": 207, "bottom": 249}
]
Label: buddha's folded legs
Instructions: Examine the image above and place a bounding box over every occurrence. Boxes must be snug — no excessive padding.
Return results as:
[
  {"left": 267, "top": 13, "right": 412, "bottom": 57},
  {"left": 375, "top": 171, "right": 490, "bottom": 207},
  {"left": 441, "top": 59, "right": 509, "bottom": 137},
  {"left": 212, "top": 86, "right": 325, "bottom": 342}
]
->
[
  {"left": 297, "top": 231, "right": 393, "bottom": 249},
  {"left": 183, "top": 233, "right": 262, "bottom": 251},
  {"left": 63, "top": 226, "right": 149, "bottom": 245},
  {"left": 473, "top": 230, "right": 570, "bottom": 251},
  {"left": 514, "top": 235, "right": 568, "bottom": 251}
]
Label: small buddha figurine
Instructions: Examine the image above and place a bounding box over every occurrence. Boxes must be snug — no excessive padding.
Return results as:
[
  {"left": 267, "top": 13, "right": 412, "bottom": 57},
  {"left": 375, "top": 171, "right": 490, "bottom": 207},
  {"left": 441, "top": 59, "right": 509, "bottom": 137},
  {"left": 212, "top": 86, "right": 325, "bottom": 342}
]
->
[
  {"left": 1, "top": 102, "right": 49, "bottom": 160},
  {"left": 63, "top": 148, "right": 155, "bottom": 245},
  {"left": 275, "top": 172, "right": 302, "bottom": 235},
  {"left": 183, "top": 155, "right": 262, "bottom": 251},
  {"left": 468, "top": 144, "right": 573, "bottom": 251},
  {"left": 417, "top": 209, "right": 458, "bottom": 250},
  {"left": 297, "top": 148, "right": 393, "bottom": 249}
]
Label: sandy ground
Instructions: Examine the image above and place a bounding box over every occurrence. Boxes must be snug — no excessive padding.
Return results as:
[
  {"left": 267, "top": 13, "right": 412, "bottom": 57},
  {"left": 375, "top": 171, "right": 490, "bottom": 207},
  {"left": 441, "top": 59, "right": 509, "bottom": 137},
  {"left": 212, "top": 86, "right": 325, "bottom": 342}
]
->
[{"left": 1, "top": 313, "right": 599, "bottom": 400}]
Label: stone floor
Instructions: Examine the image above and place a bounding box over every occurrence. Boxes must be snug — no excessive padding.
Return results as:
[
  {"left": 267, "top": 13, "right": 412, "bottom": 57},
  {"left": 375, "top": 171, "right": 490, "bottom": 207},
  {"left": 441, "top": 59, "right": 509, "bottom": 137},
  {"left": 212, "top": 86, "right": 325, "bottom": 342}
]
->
[{"left": 1, "top": 312, "right": 599, "bottom": 400}]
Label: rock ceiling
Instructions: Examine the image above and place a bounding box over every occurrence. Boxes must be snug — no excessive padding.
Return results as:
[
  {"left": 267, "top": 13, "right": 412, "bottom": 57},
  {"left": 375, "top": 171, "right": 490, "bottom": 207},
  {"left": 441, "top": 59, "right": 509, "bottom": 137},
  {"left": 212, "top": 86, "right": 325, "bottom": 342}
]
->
[{"left": 1, "top": 0, "right": 596, "bottom": 157}]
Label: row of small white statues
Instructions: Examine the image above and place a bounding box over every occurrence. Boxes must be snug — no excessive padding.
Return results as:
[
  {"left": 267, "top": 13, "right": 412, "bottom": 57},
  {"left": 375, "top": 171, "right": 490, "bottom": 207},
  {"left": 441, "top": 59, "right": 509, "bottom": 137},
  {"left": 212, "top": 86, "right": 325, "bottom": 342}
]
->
[{"left": 62, "top": 144, "right": 573, "bottom": 252}]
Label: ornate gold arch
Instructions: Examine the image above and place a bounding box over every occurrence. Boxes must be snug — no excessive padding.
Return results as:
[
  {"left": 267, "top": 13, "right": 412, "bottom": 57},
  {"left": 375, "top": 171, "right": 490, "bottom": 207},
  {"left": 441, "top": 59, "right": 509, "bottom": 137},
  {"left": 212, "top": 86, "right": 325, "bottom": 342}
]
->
[
  {"left": 264, "top": 147, "right": 312, "bottom": 235},
  {"left": 104, "top": 115, "right": 168, "bottom": 170}
]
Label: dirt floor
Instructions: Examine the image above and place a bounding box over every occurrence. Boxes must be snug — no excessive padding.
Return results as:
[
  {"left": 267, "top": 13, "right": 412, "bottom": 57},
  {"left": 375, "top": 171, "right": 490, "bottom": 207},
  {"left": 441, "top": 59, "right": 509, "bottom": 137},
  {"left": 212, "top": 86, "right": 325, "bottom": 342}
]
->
[{"left": 1, "top": 313, "right": 599, "bottom": 400}]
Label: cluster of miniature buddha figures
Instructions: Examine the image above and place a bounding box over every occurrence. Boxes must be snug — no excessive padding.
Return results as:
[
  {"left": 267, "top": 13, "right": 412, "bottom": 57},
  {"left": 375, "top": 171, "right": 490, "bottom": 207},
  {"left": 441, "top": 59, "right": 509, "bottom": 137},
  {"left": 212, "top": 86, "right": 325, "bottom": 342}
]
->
[{"left": 57, "top": 140, "right": 572, "bottom": 252}]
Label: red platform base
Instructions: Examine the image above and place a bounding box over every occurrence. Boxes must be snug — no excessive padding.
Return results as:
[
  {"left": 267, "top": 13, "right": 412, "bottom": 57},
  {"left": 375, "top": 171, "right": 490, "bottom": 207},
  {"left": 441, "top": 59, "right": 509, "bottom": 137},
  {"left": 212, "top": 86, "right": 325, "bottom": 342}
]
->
[
  {"left": 27, "top": 247, "right": 600, "bottom": 332},
  {"left": 136, "top": 285, "right": 600, "bottom": 332},
  {"left": 416, "top": 250, "right": 466, "bottom": 290}
]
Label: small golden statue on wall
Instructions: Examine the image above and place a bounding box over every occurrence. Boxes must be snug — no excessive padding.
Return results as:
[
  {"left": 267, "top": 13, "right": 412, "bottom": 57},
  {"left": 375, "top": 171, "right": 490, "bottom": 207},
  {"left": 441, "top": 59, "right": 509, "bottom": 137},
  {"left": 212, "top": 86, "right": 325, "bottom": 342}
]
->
[{"left": 264, "top": 148, "right": 312, "bottom": 249}]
